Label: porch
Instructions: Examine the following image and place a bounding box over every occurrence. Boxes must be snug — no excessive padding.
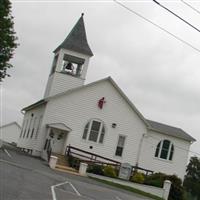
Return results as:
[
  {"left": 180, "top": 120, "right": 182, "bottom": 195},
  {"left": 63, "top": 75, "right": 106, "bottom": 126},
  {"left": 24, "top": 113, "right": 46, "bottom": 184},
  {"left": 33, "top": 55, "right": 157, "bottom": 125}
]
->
[{"left": 42, "top": 123, "right": 71, "bottom": 161}]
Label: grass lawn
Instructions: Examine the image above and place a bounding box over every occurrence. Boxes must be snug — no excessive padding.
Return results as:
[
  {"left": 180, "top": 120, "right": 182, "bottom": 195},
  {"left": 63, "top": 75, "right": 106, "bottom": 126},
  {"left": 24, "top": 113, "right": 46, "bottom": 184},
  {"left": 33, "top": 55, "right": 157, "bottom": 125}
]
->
[{"left": 90, "top": 177, "right": 164, "bottom": 200}]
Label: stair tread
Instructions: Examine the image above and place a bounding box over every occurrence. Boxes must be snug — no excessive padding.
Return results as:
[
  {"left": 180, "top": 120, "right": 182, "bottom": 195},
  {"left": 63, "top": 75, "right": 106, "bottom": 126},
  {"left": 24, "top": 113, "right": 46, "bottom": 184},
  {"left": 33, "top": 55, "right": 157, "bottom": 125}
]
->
[
  {"left": 51, "top": 153, "right": 69, "bottom": 165},
  {"left": 54, "top": 167, "right": 80, "bottom": 175},
  {"left": 55, "top": 164, "right": 77, "bottom": 172}
]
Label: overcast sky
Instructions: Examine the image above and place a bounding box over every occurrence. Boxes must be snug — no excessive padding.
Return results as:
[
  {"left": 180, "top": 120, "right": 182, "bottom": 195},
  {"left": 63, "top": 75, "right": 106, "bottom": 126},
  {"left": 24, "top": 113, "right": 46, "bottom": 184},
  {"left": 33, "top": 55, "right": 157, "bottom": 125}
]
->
[{"left": 2, "top": 0, "right": 200, "bottom": 156}]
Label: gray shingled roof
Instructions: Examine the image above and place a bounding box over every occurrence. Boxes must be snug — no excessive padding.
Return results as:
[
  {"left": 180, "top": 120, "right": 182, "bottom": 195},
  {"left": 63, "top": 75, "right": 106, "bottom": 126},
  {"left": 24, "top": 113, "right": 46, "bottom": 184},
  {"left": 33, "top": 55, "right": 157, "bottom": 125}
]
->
[
  {"left": 54, "top": 14, "right": 93, "bottom": 56},
  {"left": 147, "top": 119, "right": 196, "bottom": 142}
]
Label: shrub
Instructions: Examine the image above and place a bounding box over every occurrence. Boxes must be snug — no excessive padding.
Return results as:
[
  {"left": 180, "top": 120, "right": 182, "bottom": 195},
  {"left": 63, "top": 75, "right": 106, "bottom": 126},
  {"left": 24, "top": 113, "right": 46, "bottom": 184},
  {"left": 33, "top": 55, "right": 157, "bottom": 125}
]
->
[
  {"left": 131, "top": 172, "right": 145, "bottom": 184},
  {"left": 144, "top": 173, "right": 184, "bottom": 200},
  {"left": 166, "top": 175, "right": 184, "bottom": 200},
  {"left": 87, "top": 164, "right": 104, "bottom": 175},
  {"left": 103, "top": 165, "right": 117, "bottom": 178},
  {"left": 68, "top": 156, "right": 80, "bottom": 170},
  {"left": 144, "top": 173, "right": 165, "bottom": 188}
]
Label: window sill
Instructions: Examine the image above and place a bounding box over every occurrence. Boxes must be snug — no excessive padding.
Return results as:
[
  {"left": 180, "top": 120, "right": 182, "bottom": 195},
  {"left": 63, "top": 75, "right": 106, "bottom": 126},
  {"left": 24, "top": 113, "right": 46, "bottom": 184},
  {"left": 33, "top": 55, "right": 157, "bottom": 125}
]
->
[
  {"left": 153, "top": 156, "right": 173, "bottom": 164},
  {"left": 113, "top": 154, "right": 123, "bottom": 160},
  {"left": 59, "top": 71, "right": 84, "bottom": 80},
  {"left": 81, "top": 138, "right": 104, "bottom": 146}
]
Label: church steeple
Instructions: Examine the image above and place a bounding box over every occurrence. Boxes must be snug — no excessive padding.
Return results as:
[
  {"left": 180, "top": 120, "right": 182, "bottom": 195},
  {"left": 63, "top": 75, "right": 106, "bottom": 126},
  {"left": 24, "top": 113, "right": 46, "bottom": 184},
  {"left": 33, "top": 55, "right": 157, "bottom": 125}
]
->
[
  {"left": 44, "top": 14, "right": 93, "bottom": 98},
  {"left": 54, "top": 13, "right": 93, "bottom": 56}
]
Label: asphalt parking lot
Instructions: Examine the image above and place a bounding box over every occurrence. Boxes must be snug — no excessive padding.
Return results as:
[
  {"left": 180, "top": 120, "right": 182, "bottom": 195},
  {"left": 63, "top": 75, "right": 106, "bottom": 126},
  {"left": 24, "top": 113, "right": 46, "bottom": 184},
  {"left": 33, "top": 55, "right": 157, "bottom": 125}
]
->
[{"left": 0, "top": 144, "right": 152, "bottom": 200}]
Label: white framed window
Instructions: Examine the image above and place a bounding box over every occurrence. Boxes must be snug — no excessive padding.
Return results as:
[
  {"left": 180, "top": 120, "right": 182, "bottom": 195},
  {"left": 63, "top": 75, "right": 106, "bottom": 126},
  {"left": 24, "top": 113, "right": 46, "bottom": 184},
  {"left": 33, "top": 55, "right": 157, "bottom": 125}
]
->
[
  {"left": 23, "top": 120, "right": 28, "bottom": 138},
  {"left": 155, "top": 140, "right": 174, "bottom": 161},
  {"left": 115, "top": 135, "right": 126, "bottom": 157},
  {"left": 20, "top": 120, "right": 25, "bottom": 138},
  {"left": 35, "top": 115, "right": 43, "bottom": 139},
  {"left": 82, "top": 119, "right": 105, "bottom": 144},
  {"left": 30, "top": 117, "right": 37, "bottom": 139},
  {"left": 27, "top": 117, "right": 33, "bottom": 138}
]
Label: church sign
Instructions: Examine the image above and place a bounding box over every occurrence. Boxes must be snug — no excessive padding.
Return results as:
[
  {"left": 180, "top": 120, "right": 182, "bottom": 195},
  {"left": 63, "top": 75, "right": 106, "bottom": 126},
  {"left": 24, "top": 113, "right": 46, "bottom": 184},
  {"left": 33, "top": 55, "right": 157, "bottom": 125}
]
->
[{"left": 118, "top": 163, "right": 132, "bottom": 180}]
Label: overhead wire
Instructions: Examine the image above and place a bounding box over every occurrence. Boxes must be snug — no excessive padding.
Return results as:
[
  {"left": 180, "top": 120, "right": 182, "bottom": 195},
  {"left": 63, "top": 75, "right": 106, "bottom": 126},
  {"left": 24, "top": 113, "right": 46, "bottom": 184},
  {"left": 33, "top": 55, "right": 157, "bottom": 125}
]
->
[
  {"left": 113, "top": 0, "right": 200, "bottom": 158},
  {"left": 152, "top": 0, "right": 200, "bottom": 33},
  {"left": 180, "top": 0, "right": 200, "bottom": 15},
  {"left": 113, "top": 0, "right": 200, "bottom": 53}
]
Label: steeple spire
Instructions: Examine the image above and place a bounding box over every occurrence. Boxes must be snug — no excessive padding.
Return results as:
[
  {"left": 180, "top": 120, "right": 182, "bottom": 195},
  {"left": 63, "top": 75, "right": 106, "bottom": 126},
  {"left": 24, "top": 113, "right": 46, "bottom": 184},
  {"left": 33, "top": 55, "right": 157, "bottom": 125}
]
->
[
  {"left": 44, "top": 14, "right": 93, "bottom": 98},
  {"left": 54, "top": 14, "right": 93, "bottom": 56}
]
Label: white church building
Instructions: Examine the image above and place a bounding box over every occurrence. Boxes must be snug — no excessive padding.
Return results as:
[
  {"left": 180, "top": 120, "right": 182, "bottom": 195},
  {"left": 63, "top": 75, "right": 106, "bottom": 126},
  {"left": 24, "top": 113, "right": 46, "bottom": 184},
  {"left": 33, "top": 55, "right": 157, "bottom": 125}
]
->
[{"left": 17, "top": 14, "right": 195, "bottom": 180}]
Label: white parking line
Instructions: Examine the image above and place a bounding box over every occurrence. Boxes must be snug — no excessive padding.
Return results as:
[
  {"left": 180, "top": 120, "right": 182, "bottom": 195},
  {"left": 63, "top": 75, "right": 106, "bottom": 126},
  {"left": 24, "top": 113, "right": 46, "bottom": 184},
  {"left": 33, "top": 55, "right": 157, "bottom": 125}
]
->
[
  {"left": 4, "top": 149, "right": 12, "bottom": 158},
  {"left": 51, "top": 186, "right": 57, "bottom": 200},
  {"left": 69, "top": 182, "right": 81, "bottom": 196},
  {"left": 51, "top": 181, "right": 81, "bottom": 200},
  {"left": 52, "top": 181, "right": 69, "bottom": 188}
]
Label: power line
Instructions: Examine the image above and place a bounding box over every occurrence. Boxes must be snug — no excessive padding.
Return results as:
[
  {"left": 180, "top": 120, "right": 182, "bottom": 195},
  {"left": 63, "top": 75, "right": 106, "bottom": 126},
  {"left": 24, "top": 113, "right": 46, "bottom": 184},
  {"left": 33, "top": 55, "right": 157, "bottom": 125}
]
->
[
  {"left": 180, "top": 0, "right": 200, "bottom": 15},
  {"left": 113, "top": 0, "right": 200, "bottom": 54},
  {"left": 152, "top": 0, "right": 200, "bottom": 33},
  {"left": 113, "top": 0, "right": 200, "bottom": 158}
]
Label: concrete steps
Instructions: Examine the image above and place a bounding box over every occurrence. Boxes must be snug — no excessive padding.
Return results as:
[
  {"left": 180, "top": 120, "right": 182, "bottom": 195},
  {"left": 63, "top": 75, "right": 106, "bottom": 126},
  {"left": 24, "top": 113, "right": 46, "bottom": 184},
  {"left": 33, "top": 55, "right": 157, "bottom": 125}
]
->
[
  {"left": 55, "top": 164, "right": 79, "bottom": 175},
  {"left": 55, "top": 164, "right": 77, "bottom": 172},
  {"left": 51, "top": 153, "right": 69, "bottom": 166},
  {"left": 51, "top": 153, "right": 79, "bottom": 175}
]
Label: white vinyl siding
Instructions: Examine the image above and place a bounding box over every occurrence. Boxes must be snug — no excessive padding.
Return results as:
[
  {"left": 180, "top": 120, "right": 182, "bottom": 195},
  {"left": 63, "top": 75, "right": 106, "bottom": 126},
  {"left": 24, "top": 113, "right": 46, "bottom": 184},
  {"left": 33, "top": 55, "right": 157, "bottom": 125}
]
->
[
  {"left": 139, "top": 130, "right": 191, "bottom": 180},
  {"left": 42, "top": 80, "right": 147, "bottom": 165},
  {"left": 17, "top": 104, "right": 45, "bottom": 155}
]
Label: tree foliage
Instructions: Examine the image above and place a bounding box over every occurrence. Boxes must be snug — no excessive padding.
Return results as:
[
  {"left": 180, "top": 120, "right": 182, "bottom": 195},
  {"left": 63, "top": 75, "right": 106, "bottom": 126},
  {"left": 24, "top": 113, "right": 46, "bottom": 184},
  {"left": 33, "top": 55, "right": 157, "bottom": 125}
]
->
[
  {"left": 184, "top": 156, "right": 200, "bottom": 199},
  {"left": 144, "top": 172, "right": 184, "bottom": 200},
  {"left": 0, "top": 0, "right": 18, "bottom": 81}
]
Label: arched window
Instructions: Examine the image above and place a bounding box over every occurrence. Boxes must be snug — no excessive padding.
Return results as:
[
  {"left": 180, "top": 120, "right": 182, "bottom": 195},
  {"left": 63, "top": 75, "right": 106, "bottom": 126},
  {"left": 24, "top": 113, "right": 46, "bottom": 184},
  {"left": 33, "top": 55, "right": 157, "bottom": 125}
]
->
[
  {"left": 82, "top": 119, "right": 105, "bottom": 144},
  {"left": 155, "top": 140, "right": 174, "bottom": 161}
]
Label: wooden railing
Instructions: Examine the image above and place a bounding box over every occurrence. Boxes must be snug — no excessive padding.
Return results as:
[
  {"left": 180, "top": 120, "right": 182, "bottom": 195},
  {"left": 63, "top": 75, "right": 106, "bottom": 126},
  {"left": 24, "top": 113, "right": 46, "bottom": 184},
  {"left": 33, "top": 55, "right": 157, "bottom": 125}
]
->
[
  {"left": 65, "top": 145, "right": 120, "bottom": 166},
  {"left": 65, "top": 145, "right": 153, "bottom": 175}
]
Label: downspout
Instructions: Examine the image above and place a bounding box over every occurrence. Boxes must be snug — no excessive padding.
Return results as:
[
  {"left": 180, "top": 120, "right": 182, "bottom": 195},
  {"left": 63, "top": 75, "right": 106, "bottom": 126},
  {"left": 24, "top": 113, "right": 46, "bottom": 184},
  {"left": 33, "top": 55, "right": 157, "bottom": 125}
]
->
[{"left": 135, "top": 133, "right": 146, "bottom": 167}]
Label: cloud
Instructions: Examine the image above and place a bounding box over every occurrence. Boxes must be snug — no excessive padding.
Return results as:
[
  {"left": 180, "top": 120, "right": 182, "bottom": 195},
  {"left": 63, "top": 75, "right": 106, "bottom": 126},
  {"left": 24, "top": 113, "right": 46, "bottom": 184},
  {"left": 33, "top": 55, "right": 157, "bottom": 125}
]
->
[{"left": 2, "top": 1, "right": 200, "bottom": 156}]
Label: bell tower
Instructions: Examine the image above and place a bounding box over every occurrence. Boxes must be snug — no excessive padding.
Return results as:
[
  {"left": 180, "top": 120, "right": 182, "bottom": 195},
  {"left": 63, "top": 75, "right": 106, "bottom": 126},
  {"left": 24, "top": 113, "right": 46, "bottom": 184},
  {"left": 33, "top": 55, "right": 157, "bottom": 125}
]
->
[{"left": 44, "top": 14, "right": 93, "bottom": 98}]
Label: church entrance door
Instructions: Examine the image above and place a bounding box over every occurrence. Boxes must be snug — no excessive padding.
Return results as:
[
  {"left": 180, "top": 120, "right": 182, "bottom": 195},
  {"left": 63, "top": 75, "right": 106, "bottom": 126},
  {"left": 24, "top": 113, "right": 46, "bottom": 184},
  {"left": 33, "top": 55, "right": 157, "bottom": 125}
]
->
[{"left": 49, "top": 128, "right": 68, "bottom": 155}]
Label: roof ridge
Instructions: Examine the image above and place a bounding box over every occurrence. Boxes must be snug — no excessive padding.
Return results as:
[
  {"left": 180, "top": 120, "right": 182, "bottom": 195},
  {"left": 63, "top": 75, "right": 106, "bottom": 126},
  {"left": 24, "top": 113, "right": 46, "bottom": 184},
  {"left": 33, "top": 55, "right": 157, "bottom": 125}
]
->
[
  {"left": 146, "top": 119, "right": 182, "bottom": 130},
  {"left": 146, "top": 119, "right": 196, "bottom": 142},
  {"left": 45, "top": 76, "right": 149, "bottom": 127}
]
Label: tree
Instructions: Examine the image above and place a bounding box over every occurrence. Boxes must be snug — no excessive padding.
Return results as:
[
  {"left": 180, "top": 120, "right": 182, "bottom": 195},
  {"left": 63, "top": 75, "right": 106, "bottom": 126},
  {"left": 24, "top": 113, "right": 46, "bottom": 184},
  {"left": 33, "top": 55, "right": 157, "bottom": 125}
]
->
[
  {"left": 184, "top": 156, "right": 200, "bottom": 199},
  {"left": 0, "top": 0, "right": 18, "bottom": 81}
]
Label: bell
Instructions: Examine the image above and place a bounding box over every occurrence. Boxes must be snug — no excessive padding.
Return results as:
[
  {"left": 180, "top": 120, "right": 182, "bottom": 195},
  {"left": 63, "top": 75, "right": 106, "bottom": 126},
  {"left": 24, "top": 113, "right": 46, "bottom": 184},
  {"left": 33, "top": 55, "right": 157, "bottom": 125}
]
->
[{"left": 65, "top": 62, "right": 73, "bottom": 70}]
